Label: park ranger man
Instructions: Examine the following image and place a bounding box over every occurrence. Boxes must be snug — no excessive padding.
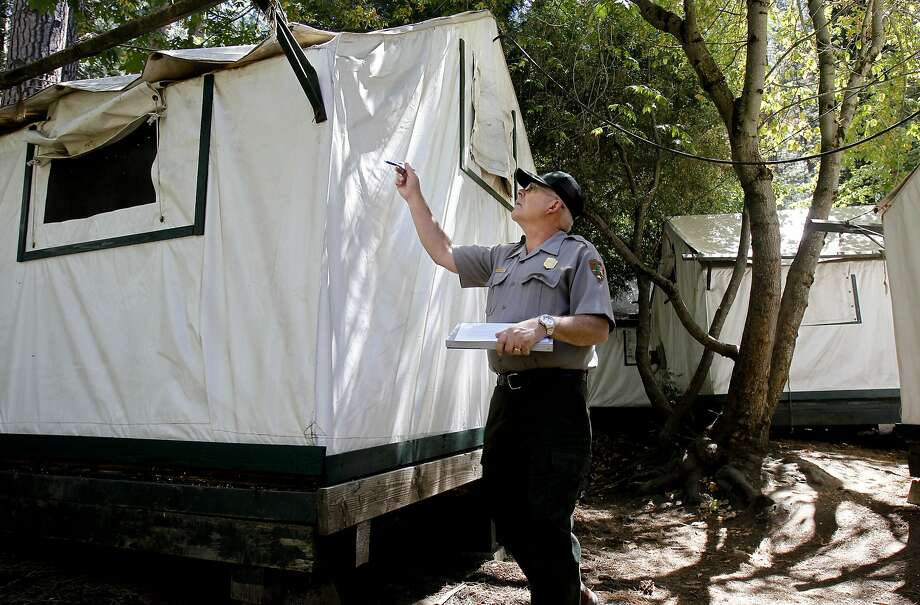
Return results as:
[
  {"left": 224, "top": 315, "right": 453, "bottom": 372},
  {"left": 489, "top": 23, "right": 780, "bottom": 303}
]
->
[{"left": 394, "top": 163, "right": 614, "bottom": 605}]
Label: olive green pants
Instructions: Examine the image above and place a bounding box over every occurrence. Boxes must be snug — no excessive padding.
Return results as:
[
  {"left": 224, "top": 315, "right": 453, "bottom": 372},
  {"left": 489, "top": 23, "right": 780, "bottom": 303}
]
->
[{"left": 481, "top": 371, "right": 592, "bottom": 605}]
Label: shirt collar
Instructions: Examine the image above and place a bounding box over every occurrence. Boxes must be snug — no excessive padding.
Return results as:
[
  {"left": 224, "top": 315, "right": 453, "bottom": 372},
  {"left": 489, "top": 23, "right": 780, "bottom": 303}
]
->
[{"left": 511, "top": 230, "right": 566, "bottom": 261}]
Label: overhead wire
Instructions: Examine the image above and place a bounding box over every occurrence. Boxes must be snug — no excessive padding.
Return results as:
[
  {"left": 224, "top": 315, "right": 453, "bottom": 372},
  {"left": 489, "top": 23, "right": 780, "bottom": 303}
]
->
[{"left": 499, "top": 33, "right": 920, "bottom": 167}]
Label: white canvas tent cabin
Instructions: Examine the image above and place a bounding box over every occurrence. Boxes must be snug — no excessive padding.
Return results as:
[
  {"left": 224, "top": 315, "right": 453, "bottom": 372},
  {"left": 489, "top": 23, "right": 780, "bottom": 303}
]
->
[
  {"left": 588, "top": 282, "right": 651, "bottom": 408},
  {"left": 0, "top": 11, "right": 532, "bottom": 576},
  {"left": 651, "top": 206, "right": 899, "bottom": 427},
  {"left": 877, "top": 165, "right": 920, "bottom": 503}
]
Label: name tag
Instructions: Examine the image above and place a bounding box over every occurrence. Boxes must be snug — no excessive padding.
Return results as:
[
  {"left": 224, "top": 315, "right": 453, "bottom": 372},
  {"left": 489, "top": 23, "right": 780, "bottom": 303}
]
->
[{"left": 494, "top": 267, "right": 506, "bottom": 273}]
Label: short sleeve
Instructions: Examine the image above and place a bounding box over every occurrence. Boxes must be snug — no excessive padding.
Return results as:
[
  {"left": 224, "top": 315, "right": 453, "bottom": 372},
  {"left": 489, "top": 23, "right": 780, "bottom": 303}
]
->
[
  {"left": 453, "top": 245, "right": 495, "bottom": 288},
  {"left": 569, "top": 244, "right": 616, "bottom": 331}
]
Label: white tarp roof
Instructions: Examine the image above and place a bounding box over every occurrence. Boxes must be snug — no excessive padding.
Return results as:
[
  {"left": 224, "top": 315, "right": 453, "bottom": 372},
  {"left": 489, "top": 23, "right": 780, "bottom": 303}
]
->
[
  {"left": 0, "top": 22, "right": 337, "bottom": 132},
  {"left": 668, "top": 206, "right": 884, "bottom": 260}
]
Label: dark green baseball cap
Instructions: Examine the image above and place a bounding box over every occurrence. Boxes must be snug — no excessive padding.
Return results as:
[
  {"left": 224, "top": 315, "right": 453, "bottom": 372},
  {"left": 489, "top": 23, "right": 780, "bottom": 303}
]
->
[{"left": 515, "top": 168, "right": 585, "bottom": 218}]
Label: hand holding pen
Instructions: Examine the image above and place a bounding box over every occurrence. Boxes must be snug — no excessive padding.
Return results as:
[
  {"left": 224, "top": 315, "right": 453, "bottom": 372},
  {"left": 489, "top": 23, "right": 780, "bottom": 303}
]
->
[{"left": 391, "top": 160, "right": 422, "bottom": 203}]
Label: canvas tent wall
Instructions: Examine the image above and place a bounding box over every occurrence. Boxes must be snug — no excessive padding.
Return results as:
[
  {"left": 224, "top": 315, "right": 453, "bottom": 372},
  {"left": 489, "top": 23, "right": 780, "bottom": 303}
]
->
[
  {"left": 0, "top": 12, "right": 532, "bottom": 470},
  {"left": 588, "top": 282, "right": 650, "bottom": 408},
  {"left": 878, "top": 165, "right": 920, "bottom": 503},
  {"left": 651, "top": 207, "right": 899, "bottom": 425},
  {"left": 880, "top": 165, "right": 920, "bottom": 427}
]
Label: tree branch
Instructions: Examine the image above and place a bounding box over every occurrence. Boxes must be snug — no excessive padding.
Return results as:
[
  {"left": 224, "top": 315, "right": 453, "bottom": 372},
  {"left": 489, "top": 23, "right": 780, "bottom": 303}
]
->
[
  {"left": 584, "top": 207, "right": 739, "bottom": 361},
  {"left": 0, "top": 0, "right": 225, "bottom": 91},
  {"left": 766, "top": 0, "right": 887, "bottom": 410},
  {"left": 807, "top": 0, "right": 839, "bottom": 148},
  {"left": 837, "top": 0, "right": 886, "bottom": 139},
  {"left": 636, "top": 274, "right": 673, "bottom": 418},
  {"left": 737, "top": 0, "right": 770, "bottom": 136},
  {"left": 631, "top": 0, "right": 736, "bottom": 128}
]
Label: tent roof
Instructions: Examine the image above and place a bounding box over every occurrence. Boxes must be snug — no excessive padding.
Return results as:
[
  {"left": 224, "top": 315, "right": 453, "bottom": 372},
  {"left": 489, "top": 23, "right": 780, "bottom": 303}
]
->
[
  {"left": 0, "top": 10, "right": 492, "bottom": 134},
  {"left": 668, "top": 205, "right": 884, "bottom": 260}
]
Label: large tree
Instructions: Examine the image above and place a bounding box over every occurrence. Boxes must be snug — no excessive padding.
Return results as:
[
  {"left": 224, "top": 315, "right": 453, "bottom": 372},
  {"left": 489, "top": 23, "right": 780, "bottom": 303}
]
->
[
  {"left": 4, "top": 0, "right": 76, "bottom": 103},
  {"left": 582, "top": 0, "right": 912, "bottom": 505}
]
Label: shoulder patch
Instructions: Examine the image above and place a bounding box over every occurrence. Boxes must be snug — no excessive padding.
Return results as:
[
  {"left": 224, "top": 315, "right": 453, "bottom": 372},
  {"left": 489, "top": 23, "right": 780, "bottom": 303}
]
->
[{"left": 589, "top": 258, "right": 606, "bottom": 281}]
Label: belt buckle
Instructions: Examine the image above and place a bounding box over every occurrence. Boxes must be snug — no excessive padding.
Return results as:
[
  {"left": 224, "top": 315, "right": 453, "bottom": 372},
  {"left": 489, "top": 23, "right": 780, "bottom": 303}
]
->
[{"left": 505, "top": 372, "right": 524, "bottom": 391}]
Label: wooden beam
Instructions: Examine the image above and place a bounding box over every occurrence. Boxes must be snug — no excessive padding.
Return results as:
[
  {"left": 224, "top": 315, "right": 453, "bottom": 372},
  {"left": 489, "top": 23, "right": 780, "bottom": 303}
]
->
[
  {"left": 0, "top": 0, "right": 225, "bottom": 91},
  {"left": 316, "top": 449, "right": 483, "bottom": 535}
]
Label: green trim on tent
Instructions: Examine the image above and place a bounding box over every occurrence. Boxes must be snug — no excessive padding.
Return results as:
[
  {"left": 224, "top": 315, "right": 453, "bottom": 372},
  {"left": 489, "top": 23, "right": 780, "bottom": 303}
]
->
[
  {"left": 193, "top": 73, "right": 214, "bottom": 235},
  {"left": 0, "top": 427, "right": 486, "bottom": 487},
  {"left": 16, "top": 74, "right": 214, "bottom": 261},
  {"left": 323, "top": 427, "right": 484, "bottom": 486},
  {"left": 0, "top": 433, "right": 326, "bottom": 477},
  {"left": 15, "top": 143, "right": 34, "bottom": 262},
  {"left": 700, "top": 389, "right": 901, "bottom": 426}
]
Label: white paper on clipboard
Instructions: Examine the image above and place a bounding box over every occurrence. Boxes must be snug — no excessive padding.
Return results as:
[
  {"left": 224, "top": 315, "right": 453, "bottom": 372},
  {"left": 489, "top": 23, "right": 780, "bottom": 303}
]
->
[{"left": 446, "top": 322, "right": 554, "bottom": 352}]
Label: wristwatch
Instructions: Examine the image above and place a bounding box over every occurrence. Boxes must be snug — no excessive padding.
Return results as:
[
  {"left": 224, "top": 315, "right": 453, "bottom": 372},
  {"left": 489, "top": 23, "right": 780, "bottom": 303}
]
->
[{"left": 538, "top": 314, "right": 556, "bottom": 338}]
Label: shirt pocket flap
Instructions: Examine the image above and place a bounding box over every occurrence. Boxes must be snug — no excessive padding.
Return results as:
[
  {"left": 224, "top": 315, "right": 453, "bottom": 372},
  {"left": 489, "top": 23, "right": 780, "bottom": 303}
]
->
[
  {"left": 522, "top": 270, "right": 561, "bottom": 288},
  {"left": 486, "top": 270, "right": 511, "bottom": 287}
]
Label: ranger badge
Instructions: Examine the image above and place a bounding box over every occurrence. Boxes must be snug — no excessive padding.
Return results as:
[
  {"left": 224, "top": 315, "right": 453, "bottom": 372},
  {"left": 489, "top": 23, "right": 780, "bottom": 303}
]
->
[{"left": 589, "top": 259, "right": 605, "bottom": 281}]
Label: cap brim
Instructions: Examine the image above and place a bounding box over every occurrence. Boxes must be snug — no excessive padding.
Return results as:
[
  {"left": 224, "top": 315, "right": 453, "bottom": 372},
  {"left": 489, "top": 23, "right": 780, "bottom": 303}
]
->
[{"left": 515, "top": 168, "right": 549, "bottom": 189}]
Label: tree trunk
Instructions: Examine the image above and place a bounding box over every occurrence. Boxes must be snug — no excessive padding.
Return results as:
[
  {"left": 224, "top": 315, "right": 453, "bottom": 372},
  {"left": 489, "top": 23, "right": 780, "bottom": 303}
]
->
[
  {"left": 704, "top": 0, "right": 780, "bottom": 464},
  {"left": 715, "top": 162, "right": 780, "bottom": 457},
  {"left": 0, "top": 0, "right": 8, "bottom": 70},
  {"left": 60, "top": 1, "right": 79, "bottom": 82},
  {"left": 5, "top": 0, "right": 75, "bottom": 104}
]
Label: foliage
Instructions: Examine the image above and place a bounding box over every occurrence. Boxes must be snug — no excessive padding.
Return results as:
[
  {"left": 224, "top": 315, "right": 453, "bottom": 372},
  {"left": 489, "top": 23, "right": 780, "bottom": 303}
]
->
[
  {"left": 756, "top": 0, "right": 920, "bottom": 207},
  {"left": 506, "top": 0, "right": 742, "bottom": 295}
]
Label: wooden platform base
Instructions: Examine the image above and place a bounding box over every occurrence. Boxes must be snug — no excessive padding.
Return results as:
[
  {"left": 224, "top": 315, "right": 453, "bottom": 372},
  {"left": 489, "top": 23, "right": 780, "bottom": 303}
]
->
[
  {"left": 317, "top": 449, "right": 483, "bottom": 535},
  {"left": 0, "top": 471, "right": 315, "bottom": 572}
]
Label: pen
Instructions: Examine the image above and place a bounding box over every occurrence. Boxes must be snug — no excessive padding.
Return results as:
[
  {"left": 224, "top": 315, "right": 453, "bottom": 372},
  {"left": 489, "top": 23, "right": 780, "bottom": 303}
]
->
[{"left": 385, "top": 160, "right": 416, "bottom": 175}]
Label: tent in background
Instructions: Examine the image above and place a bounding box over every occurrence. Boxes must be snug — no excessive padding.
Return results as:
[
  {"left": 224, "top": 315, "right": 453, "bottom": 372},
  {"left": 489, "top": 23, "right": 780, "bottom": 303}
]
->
[
  {"left": 588, "top": 282, "right": 650, "bottom": 408},
  {"left": 650, "top": 207, "right": 899, "bottom": 426}
]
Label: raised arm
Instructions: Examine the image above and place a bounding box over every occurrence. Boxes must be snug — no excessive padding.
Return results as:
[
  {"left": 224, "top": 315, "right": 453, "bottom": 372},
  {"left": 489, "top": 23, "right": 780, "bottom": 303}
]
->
[{"left": 394, "top": 163, "right": 458, "bottom": 274}]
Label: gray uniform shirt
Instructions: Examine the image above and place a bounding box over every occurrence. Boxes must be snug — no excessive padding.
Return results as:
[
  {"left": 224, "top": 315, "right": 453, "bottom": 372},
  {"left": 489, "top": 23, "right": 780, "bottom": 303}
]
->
[{"left": 453, "top": 230, "right": 616, "bottom": 373}]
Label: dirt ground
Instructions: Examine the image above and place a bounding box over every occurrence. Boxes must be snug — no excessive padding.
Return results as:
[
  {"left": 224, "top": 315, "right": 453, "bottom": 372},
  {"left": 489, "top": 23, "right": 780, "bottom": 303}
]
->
[
  {"left": 410, "top": 427, "right": 919, "bottom": 605},
  {"left": 0, "top": 422, "right": 917, "bottom": 605}
]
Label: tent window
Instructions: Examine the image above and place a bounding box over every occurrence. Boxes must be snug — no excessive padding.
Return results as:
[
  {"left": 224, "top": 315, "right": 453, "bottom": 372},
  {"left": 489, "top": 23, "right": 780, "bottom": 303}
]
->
[
  {"left": 801, "top": 272, "right": 862, "bottom": 326},
  {"left": 17, "top": 73, "right": 214, "bottom": 262},
  {"left": 43, "top": 121, "right": 157, "bottom": 224},
  {"left": 458, "top": 39, "right": 516, "bottom": 211}
]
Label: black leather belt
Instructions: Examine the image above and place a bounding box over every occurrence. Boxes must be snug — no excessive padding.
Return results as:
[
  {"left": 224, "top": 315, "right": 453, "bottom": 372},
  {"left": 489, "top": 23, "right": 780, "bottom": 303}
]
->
[{"left": 496, "top": 368, "right": 587, "bottom": 391}]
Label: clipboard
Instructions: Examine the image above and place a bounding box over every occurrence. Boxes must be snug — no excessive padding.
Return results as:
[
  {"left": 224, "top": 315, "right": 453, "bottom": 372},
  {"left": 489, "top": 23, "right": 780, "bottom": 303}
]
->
[{"left": 446, "top": 322, "right": 554, "bottom": 352}]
